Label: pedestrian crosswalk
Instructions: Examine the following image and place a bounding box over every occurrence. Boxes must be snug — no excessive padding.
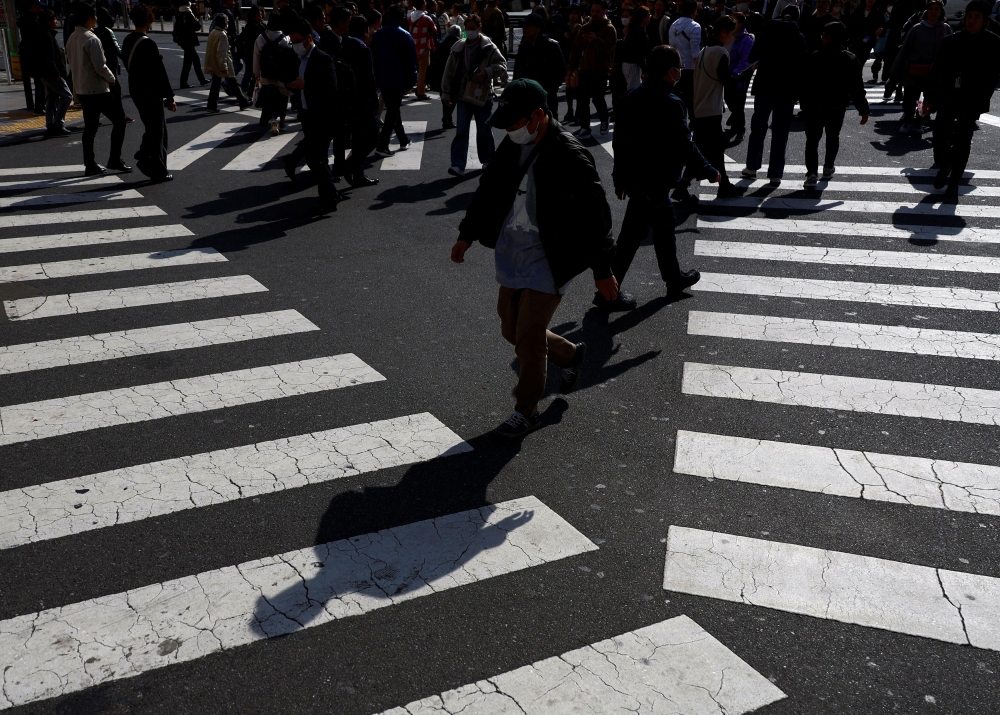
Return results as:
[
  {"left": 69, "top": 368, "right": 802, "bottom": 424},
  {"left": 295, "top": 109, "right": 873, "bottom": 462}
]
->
[{"left": 666, "top": 162, "right": 1000, "bottom": 654}]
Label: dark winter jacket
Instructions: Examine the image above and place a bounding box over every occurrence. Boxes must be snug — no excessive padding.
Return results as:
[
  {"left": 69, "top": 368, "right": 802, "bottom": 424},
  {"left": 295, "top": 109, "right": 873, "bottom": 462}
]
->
[
  {"left": 512, "top": 34, "right": 566, "bottom": 95},
  {"left": 612, "top": 78, "right": 716, "bottom": 193},
  {"left": 748, "top": 17, "right": 807, "bottom": 98},
  {"left": 173, "top": 6, "right": 202, "bottom": 48},
  {"left": 121, "top": 32, "right": 174, "bottom": 102},
  {"left": 342, "top": 35, "right": 379, "bottom": 113},
  {"left": 16, "top": 14, "right": 44, "bottom": 75},
  {"left": 34, "top": 28, "right": 68, "bottom": 80},
  {"left": 458, "top": 117, "right": 615, "bottom": 288},
  {"left": 928, "top": 28, "right": 1000, "bottom": 115},
  {"left": 370, "top": 22, "right": 418, "bottom": 91},
  {"left": 801, "top": 45, "right": 870, "bottom": 114},
  {"left": 847, "top": 4, "right": 885, "bottom": 51}
]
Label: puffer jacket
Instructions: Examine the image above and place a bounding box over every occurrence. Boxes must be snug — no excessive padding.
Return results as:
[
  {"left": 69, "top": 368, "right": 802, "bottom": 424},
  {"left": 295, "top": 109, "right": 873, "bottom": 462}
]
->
[
  {"left": 440, "top": 35, "right": 508, "bottom": 103},
  {"left": 891, "top": 18, "right": 951, "bottom": 88},
  {"left": 65, "top": 26, "right": 115, "bottom": 95},
  {"left": 205, "top": 27, "right": 236, "bottom": 78}
]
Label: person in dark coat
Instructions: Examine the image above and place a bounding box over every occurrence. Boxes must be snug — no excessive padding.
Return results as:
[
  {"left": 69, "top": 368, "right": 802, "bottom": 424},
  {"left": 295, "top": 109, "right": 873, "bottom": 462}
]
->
[
  {"left": 800, "top": 21, "right": 869, "bottom": 186},
  {"left": 341, "top": 15, "right": 381, "bottom": 187},
  {"left": 925, "top": 0, "right": 1000, "bottom": 195},
  {"left": 371, "top": 5, "right": 417, "bottom": 155},
  {"left": 35, "top": 9, "right": 73, "bottom": 135},
  {"left": 237, "top": 5, "right": 265, "bottom": 94},
  {"left": 741, "top": 5, "right": 807, "bottom": 185},
  {"left": 800, "top": 0, "right": 836, "bottom": 51},
  {"left": 122, "top": 3, "right": 177, "bottom": 182},
  {"left": 609, "top": 44, "right": 719, "bottom": 312},
  {"left": 94, "top": 7, "right": 133, "bottom": 123},
  {"left": 285, "top": 22, "right": 341, "bottom": 212},
  {"left": 846, "top": 0, "right": 886, "bottom": 65},
  {"left": 17, "top": 2, "right": 46, "bottom": 113},
  {"left": 513, "top": 12, "right": 567, "bottom": 117},
  {"left": 173, "top": 1, "right": 208, "bottom": 87}
]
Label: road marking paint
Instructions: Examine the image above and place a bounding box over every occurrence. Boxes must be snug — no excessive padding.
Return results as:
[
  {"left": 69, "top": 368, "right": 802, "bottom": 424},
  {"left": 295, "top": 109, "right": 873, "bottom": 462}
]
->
[
  {"left": 0, "top": 248, "right": 226, "bottom": 283},
  {"left": 222, "top": 130, "right": 301, "bottom": 171},
  {"left": 0, "top": 225, "right": 194, "bottom": 255},
  {"left": 4, "top": 275, "right": 267, "bottom": 321},
  {"left": 674, "top": 429, "right": 1000, "bottom": 516},
  {"left": 695, "top": 272, "right": 1000, "bottom": 312},
  {"left": 688, "top": 310, "right": 1000, "bottom": 361},
  {"left": 0, "top": 496, "right": 594, "bottom": 710},
  {"left": 663, "top": 526, "right": 1000, "bottom": 650},
  {"left": 0, "top": 354, "right": 385, "bottom": 446},
  {"left": 699, "top": 195, "right": 1000, "bottom": 219},
  {"left": 0, "top": 165, "right": 87, "bottom": 177},
  {"left": 377, "top": 615, "right": 785, "bottom": 715},
  {"left": 167, "top": 123, "right": 245, "bottom": 170},
  {"left": 681, "top": 361, "right": 1000, "bottom": 426},
  {"left": 702, "top": 179, "right": 1000, "bottom": 197},
  {"left": 0, "top": 175, "right": 122, "bottom": 191},
  {"left": 0, "top": 189, "right": 143, "bottom": 209},
  {"left": 979, "top": 114, "right": 1000, "bottom": 128},
  {"left": 697, "top": 216, "right": 1000, "bottom": 245},
  {"left": 0, "top": 206, "right": 166, "bottom": 230},
  {"left": 0, "top": 309, "right": 318, "bottom": 376},
  {"left": 380, "top": 121, "right": 427, "bottom": 171},
  {"left": 694, "top": 240, "right": 1000, "bottom": 273},
  {"left": 722, "top": 163, "right": 1000, "bottom": 180},
  {"left": 0, "top": 412, "right": 467, "bottom": 549}
]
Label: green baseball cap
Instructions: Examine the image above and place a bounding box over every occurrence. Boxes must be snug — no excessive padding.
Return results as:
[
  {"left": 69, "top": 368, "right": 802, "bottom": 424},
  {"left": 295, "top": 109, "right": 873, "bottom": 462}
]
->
[{"left": 487, "top": 79, "right": 549, "bottom": 129}]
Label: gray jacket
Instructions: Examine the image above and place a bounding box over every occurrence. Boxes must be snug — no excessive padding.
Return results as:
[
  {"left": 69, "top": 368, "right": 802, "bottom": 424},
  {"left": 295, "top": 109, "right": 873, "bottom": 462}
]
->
[
  {"left": 441, "top": 35, "right": 507, "bottom": 103},
  {"left": 65, "top": 26, "right": 115, "bottom": 95},
  {"left": 891, "top": 19, "right": 951, "bottom": 88}
]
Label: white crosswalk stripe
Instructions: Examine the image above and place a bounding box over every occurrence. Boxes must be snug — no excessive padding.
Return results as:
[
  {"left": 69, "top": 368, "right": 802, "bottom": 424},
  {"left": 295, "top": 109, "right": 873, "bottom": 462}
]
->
[
  {"left": 0, "top": 496, "right": 594, "bottom": 710},
  {"left": 0, "top": 165, "right": 87, "bottom": 177},
  {"left": 378, "top": 615, "right": 785, "bottom": 715},
  {"left": 0, "top": 225, "right": 194, "bottom": 254},
  {"left": 0, "top": 189, "right": 143, "bottom": 209},
  {"left": 701, "top": 194, "right": 1000, "bottom": 219},
  {"left": 723, "top": 163, "right": 1000, "bottom": 179},
  {"left": 0, "top": 206, "right": 167, "bottom": 229},
  {"left": 222, "top": 130, "right": 301, "bottom": 171},
  {"left": 702, "top": 178, "right": 1000, "bottom": 197},
  {"left": 0, "top": 175, "right": 122, "bottom": 191},
  {"left": 380, "top": 121, "right": 428, "bottom": 170},
  {"left": 0, "top": 247, "right": 226, "bottom": 283},
  {"left": 167, "top": 123, "right": 246, "bottom": 170},
  {"left": 698, "top": 216, "right": 1000, "bottom": 245}
]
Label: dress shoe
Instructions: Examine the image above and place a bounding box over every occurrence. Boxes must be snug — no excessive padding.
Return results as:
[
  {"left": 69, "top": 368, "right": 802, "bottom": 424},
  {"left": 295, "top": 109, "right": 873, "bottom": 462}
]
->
[
  {"left": 106, "top": 160, "right": 133, "bottom": 173},
  {"left": 667, "top": 269, "right": 701, "bottom": 297},
  {"left": 933, "top": 167, "right": 950, "bottom": 190},
  {"left": 148, "top": 174, "right": 174, "bottom": 183},
  {"left": 442, "top": 119, "right": 456, "bottom": 129},
  {"left": 347, "top": 174, "right": 379, "bottom": 188},
  {"left": 84, "top": 164, "right": 107, "bottom": 176},
  {"left": 283, "top": 155, "right": 297, "bottom": 182},
  {"left": 44, "top": 126, "right": 72, "bottom": 136},
  {"left": 179, "top": 83, "right": 192, "bottom": 89}
]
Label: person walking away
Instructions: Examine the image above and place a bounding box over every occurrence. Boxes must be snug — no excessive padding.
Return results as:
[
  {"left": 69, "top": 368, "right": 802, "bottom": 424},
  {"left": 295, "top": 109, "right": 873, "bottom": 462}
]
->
[
  {"left": 122, "top": 3, "right": 178, "bottom": 182},
  {"left": 723, "top": 11, "right": 754, "bottom": 137},
  {"left": 17, "top": 1, "right": 46, "bottom": 114},
  {"left": 607, "top": 44, "right": 719, "bottom": 312},
  {"left": 205, "top": 14, "right": 251, "bottom": 112},
  {"left": 220, "top": 0, "right": 242, "bottom": 77},
  {"left": 256, "top": 12, "right": 297, "bottom": 137},
  {"left": 481, "top": 0, "right": 507, "bottom": 55},
  {"left": 870, "top": 2, "right": 892, "bottom": 81},
  {"left": 847, "top": 0, "right": 885, "bottom": 67},
  {"left": 441, "top": 14, "right": 508, "bottom": 176},
  {"left": 925, "top": 1, "right": 1000, "bottom": 195},
  {"left": 889, "top": 0, "right": 949, "bottom": 136},
  {"left": 881, "top": 0, "right": 925, "bottom": 100},
  {"left": 691, "top": 16, "right": 740, "bottom": 198},
  {"left": 741, "top": 5, "right": 806, "bottom": 185},
  {"left": 436, "top": 2, "right": 450, "bottom": 40},
  {"left": 513, "top": 12, "right": 567, "bottom": 117},
  {"left": 174, "top": 1, "right": 208, "bottom": 88},
  {"left": 433, "top": 24, "right": 463, "bottom": 126},
  {"left": 94, "top": 7, "right": 133, "bottom": 123},
  {"left": 568, "top": 1, "right": 617, "bottom": 136},
  {"left": 450, "top": 79, "right": 619, "bottom": 437},
  {"left": 237, "top": 5, "right": 265, "bottom": 94},
  {"left": 667, "top": 0, "right": 701, "bottom": 116},
  {"left": 410, "top": 0, "right": 437, "bottom": 99},
  {"left": 285, "top": 22, "right": 341, "bottom": 212},
  {"left": 35, "top": 10, "right": 73, "bottom": 136},
  {"left": 65, "top": 4, "right": 130, "bottom": 176},
  {"left": 307, "top": 4, "right": 339, "bottom": 56},
  {"left": 560, "top": 5, "right": 583, "bottom": 122},
  {"left": 800, "top": 0, "right": 835, "bottom": 51},
  {"left": 371, "top": 5, "right": 418, "bottom": 157},
  {"left": 340, "top": 15, "right": 381, "bottom": 187},
  {"left": 800, "top": 21, "right": 869, "bottom": 186}
]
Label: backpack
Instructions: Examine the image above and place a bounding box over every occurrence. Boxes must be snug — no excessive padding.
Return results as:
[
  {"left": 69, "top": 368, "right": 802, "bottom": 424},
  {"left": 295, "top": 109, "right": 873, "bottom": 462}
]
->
[
  {"left": 237, "top": 23, "right": 260, "bottom": 60},
  {"left": 259, "top": 35, "right": 299, "bottom": 82}
]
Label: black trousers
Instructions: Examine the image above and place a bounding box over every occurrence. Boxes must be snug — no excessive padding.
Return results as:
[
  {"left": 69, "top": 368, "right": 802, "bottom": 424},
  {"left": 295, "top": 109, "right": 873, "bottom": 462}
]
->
[
  {"left": 79, "top": 92, "right": 127, "bottom": 167},
  {"left": 301, "top": 112, "right": 337, "bottom": 200},
  {"left": 207, "top": 75, "right": 249, "bottom": 110},
  {"left": 724, "top": 79, "right": 748, "bottom": 131},
  {"left": 933, "top": 107, "right": 977, "bottom": 185},
  {"left": 134, "top": 97, "right": 169, "bottom": 178},
  {"left": 804, "top": 105, "right": 846, "bottom": 175},
  {"left": 691, "top": 115, "right": 729, "bottom": 185},
  {"left": 345, "top": 113, "right": 378, "bottom": 176},
  {"left": 180, "top": 45, "right": 206, "bottom": 85},
  {"left": 24, "top": 75, "right": 45, "bottom": 112},
  {"left": 377, "top": 88, "right": 407, "bottom": 150},
  {"left": 675, "top": 69, "right": 694, "bottom": 119},
  {"left": 611, "top": 191, "right": 683, "bottom": 289},
  {"left": 575, "top": 73, "right": 608, "bottom": 127}
]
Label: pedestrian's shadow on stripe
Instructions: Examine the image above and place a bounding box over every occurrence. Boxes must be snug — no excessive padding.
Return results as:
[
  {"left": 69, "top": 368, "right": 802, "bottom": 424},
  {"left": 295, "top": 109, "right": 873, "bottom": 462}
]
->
[{"left": 248, "top": 399, "right": 569, "bottom": 638}]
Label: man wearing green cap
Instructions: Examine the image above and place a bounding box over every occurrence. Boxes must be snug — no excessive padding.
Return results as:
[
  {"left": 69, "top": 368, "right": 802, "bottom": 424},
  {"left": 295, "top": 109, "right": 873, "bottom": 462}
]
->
[{"left": 450, "top": 78, "right": 619, "bottom": 438}]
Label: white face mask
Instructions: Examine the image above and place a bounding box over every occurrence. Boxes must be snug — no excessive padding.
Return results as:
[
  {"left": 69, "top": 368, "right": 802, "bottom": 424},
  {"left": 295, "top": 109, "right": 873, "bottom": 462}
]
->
[
  {"left": 466, "top": 29, "right": 479, "bottom": 39},
  {"left": 621, "top": 16, "right": 630, "bottom": 25},
  {"left": 292, "top": 41, "right": 309, "bottom": 57},
  {"left": 507, "top": 119, "right": 538, "bottom": 144}
]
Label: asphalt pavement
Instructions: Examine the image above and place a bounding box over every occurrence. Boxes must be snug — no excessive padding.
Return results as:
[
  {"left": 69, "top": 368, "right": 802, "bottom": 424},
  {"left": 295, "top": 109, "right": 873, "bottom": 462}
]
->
[{"left": 2, "top": 34, "right": 1000, "bottom": 715}]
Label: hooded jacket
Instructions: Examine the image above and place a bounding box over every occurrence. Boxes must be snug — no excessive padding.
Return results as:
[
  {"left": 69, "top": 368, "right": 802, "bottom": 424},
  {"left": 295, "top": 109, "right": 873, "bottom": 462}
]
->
[{"left": 891, "top": 17, "right": 951, "bottom": 88}]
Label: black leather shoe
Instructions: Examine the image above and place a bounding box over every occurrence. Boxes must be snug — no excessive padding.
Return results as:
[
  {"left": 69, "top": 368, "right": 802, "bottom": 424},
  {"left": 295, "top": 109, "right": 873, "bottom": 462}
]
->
[
  {"left": 933, "top": 167, "right": 950, "bottom": 190},
  {"left": 106, "top": 160, "right": 133, "bottom": 173},
  {"left": 84, "top": 164, "right": 107, "bottom": 176},
  {"left": 180, "top": 83, "right": 192, "bottom": 89},
  {"left": 148, "top": 174, "right": 174, "bottom": 183},
  {"left": 315, "top": 197, "right": 339, "bottom": 213},
  {"left": 283, "top": 155, "right": 297, "bottom": 182},
  {"left": 347, "top": 174, "right": 379, "bottom": 188},
  {"left": 667, "top": 270, "right": 701, "bottom": 297},
  {"left": 592, "top": 291, "right": 637, "bottom": 313}
]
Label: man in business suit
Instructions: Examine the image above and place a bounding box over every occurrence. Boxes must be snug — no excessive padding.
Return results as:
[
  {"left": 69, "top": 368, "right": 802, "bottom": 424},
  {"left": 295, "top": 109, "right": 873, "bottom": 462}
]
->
[{"left": 286, "top": 22, "right": 340, "bottom": 213}]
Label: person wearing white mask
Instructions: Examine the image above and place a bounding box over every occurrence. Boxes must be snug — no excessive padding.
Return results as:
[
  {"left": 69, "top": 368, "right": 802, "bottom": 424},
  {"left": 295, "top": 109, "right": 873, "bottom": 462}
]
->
[{"left": 449, "top": 78, "right": 619, "bottom": 438}]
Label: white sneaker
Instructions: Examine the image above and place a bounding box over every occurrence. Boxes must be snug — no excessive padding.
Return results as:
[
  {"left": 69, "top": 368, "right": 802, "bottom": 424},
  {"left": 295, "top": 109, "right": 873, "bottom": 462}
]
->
[
  {"left": 740, "top": 167, "right": 756, "bottom": 179},
  {"left": 803, "top": 173, "right": 819, "bottom": 188},
  {"left": 448, "top": 165, "right": 465, "bottom": 177},
  {"left": 821, "top": 166, "right": 835, "bottom": 180},
  {"left": 269, "top": 120, "right": 279, "bottom": 136}
]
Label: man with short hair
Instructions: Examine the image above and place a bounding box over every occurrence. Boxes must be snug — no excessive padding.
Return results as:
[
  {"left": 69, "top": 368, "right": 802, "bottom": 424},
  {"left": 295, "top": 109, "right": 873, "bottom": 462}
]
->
[
  {"left": 371, "top": 5, "right": 418, "bottom": 156},
  {"left": 513, "top": 12, "right": 567, "bottom": 116},
  {"left": 667, "top": 0, "right": 701, "bottom": 116},
  {"left": 35, "top": 9, "right": 72, "bottom": 136},
  {"left": 450, "top": 79, "right": 619, "bottom": 438}
]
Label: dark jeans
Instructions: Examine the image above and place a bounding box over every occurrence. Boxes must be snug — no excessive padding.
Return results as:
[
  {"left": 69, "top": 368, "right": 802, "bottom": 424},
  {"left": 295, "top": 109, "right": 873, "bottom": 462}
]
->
[
  {"left": 871, "top": 52, "right": 887, "bottom": 81},
  {"left": 300, "top": 111, "right": 337, "bottom": 200},
  {"left": 575, "top": 73, "right": 609, "bottom": 128},
  {"left": 675, "top": 69, "right": 694, "bottom": 119},
  {"left": 207, "top": 75, "right": 249, "bottom": 110},
  {"left": 241, "top": 66, "right": 256, "bottom": 95},
  {"left": 24, "top": 75, "right": 45, "bottom": 112},
  {"left": 40, "top": 76, "right": 72, "bottom": 129},
  {"left": 181, "top": 45, "right": 206, "bottom": 85},
  {"left": 902, "top": 84, "right": 921, "bottom": 123},
  {"left": 611, "top": 191, "right": 684, "bottom": 289},
  {"left": 377, "top": 89, "right": 407, "bottom": 150},
  {"left": 804, "top": 105, "right": 846, "bottom": 175},
  {"left": 564, "top": 85, "right": 576, "bottom": 117},
  {"left": 346, "top": 114, "right": 379, "bottom": 176},
  {"left": 691, "top": 115, "right": 729, "bottom": 185},
  {"left": 451, "top": 100, "right": 494, "bottom": 169},
  {"left": 79, "top": 92, "right": 127, "bottom": 167},
  {"left": 724, "top": 79, "right": 748, "bottom": 131},
  {"left": 745, "top": 94, "right": 795, "bottom": 179},
  {"left": 134, "top": 97, "right": 169, "bottom": 178},
  {"left": 933, "top": 107, "right": 977, "bottom": 186}
]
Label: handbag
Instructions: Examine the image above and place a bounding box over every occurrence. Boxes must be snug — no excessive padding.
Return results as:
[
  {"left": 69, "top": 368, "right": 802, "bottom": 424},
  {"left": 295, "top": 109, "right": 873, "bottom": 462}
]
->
[
  {"left": 462, "top": 74, "right": 490, "bottom": 106},
  {"left": 567, "top": 69, "right": 580, "bottom": 88}
]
